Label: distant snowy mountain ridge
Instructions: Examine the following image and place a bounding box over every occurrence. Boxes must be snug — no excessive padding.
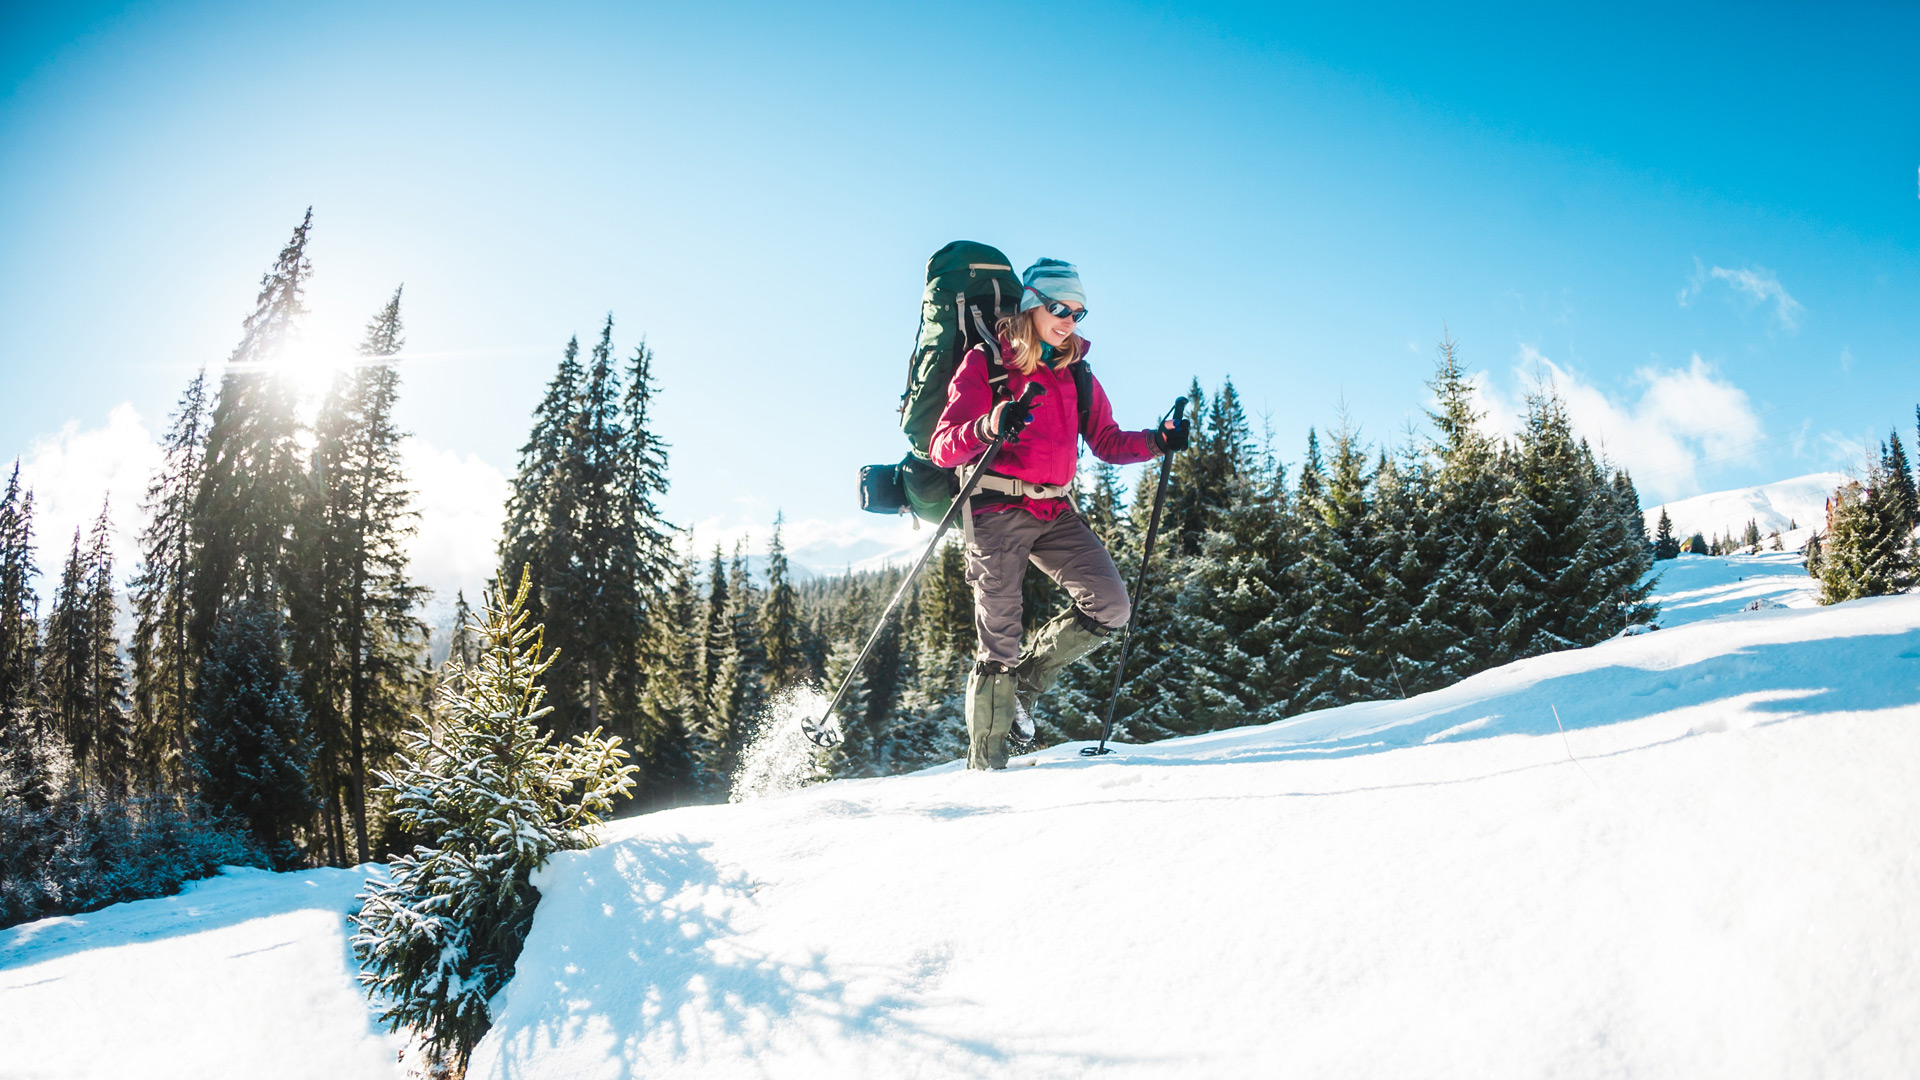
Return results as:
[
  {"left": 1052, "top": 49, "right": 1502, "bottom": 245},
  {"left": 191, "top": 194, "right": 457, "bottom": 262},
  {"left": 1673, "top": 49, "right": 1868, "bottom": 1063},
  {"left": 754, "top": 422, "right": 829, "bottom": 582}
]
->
[{"left": 1642, "top": 472, "right": 1842, "bottom": 543}]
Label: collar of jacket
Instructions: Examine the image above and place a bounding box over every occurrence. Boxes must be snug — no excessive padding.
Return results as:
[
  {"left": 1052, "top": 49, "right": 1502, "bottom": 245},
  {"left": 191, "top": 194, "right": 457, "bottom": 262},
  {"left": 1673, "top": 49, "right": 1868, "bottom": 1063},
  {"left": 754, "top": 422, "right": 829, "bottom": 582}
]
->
[{"left": 996, "top": 333, "right": 1093, "bottom": 367}]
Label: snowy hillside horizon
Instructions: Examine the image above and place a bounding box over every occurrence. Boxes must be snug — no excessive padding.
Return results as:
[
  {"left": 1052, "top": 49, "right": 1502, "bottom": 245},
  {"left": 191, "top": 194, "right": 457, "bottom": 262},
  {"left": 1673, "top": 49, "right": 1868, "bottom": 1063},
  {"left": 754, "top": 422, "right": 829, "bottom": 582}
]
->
[{"left": 1640, "top": 472, "right": 1842, "bottom": 544}]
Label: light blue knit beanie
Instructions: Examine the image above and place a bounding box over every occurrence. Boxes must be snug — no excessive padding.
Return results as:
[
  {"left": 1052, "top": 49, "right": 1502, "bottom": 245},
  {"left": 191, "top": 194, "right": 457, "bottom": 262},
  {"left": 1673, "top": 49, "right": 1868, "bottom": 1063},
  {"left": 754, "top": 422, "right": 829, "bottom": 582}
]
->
[{"left": 1018, "top": 258, "right": 1087, "bottom": 313}]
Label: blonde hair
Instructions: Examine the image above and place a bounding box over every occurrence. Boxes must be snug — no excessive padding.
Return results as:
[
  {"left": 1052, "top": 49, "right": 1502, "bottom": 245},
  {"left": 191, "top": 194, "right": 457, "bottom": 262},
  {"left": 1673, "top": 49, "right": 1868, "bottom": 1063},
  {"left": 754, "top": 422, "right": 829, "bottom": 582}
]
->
[{"left": 994, "top": 308, "right": 1081, "bottom": 376}]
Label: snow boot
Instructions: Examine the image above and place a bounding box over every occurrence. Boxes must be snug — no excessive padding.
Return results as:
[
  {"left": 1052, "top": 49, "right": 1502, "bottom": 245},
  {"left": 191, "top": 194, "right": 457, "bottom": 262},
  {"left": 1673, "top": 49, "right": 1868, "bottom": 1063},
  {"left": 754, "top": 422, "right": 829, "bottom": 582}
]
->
[
  {"left": 967, "top": 660, "right": 1018, "bottom": 770},
  {"left": 1011, "top": 606, "right": 1115, "bottom": 735}
]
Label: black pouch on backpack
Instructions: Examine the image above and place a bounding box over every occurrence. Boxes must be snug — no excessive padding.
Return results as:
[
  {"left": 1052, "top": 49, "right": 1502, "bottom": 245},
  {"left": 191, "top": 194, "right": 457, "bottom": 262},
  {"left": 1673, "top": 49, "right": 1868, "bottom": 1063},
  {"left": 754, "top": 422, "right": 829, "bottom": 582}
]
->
[{"left": 859, "top": 462, "right": 909, "bottom": 515}]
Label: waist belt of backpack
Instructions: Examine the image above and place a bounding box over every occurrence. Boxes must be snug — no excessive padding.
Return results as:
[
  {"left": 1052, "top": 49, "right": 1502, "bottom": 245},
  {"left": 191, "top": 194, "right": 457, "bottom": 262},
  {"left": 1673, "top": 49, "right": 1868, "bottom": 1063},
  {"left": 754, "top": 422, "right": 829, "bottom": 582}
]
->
[{"left": 968, "top": 472, "right": 1071, "bottom": 500}]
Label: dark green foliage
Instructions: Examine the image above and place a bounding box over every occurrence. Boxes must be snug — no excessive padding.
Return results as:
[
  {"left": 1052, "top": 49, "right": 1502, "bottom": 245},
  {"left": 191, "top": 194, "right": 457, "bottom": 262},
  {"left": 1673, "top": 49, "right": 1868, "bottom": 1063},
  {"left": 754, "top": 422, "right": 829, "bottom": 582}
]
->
[
  {"left": 291, "top": 286, "right": 427, "bottom": 865},
  {"left": 1653, "top": 508, "right": 1681, "bottom": 559},
  {"left": 39, "top": 506, "right": 130, "bottom": 793},
  {"left": 1881, "top": 433, "right": 1917, "bottom": 531},
  {"left": 191, "top": 211, "right": 314, "bottom": 655},
  {"left": 1, "top": 791, "right": 260, "bottom": 929},
  {"left": 1816, "top": 464, "right": 1920, "bottom": 604},
  {"left": 759, "top": 515, "right": 807, "bottom": 689},
  {"left": 350, "top": 572, "right": 638, "bottom": 1073},
  {"left": 130, "top": 369, "right": 209, "bottom": 793},
  {"left": 191, "top": 600, "right": 317, "bottom": 869},
  {"left": 0, "top": 464, "right": 42, "bottom": 751},
  {"left": 499, "top": 319, "right": 677, "bottom": 767}
]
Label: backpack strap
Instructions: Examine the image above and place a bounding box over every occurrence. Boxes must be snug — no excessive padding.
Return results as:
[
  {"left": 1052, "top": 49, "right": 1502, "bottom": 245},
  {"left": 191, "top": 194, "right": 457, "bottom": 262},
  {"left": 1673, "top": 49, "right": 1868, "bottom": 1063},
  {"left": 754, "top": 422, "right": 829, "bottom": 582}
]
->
[
  {"left": 1070, "top": 358, "right": 1093, "bottom": 437},
  {"left": 969, "top": 302, "right": 1012, "bottom": 402}
]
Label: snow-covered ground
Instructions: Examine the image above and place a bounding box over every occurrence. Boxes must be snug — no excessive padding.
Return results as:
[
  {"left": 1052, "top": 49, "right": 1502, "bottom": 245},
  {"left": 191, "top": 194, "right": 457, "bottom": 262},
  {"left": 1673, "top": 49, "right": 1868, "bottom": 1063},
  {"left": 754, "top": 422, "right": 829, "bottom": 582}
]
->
[
  {"left": 8, "top": 550, "right": 1919, "bottom": 1079},
  {"left": 1642, "top": 472, "right": 1841, "bottom": 542},
  {"left": 1648, "top": 551, "right": 1819, "bottom": 628},
  {"left": 1, "top": 866, "right": 403, "bottom": 1079},
  {"left": 468, "top": 590, "right": 1920, "bottom": 1078}
]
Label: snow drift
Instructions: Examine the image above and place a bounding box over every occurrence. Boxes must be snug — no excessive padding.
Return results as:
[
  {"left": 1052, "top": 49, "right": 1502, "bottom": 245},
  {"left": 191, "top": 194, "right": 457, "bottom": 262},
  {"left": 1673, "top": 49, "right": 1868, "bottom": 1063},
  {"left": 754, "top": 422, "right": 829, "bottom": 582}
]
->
[
  {"left": 6, "top": 558, "right": 1918, "bottom": 1078},
  {"left": 469, "top": 587, "right": 1920, "bottom": 1078}
]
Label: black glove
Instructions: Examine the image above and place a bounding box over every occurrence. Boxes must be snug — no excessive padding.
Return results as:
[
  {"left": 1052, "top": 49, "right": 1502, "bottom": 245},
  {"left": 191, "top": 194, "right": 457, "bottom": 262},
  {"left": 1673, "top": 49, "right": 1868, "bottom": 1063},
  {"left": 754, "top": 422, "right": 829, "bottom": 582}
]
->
[
  {"left": 1154, "top": 416, "right": 1190, "bottom": 454},
  {"left": 987, "top": 398, "right": 1036, "bottom": 442}
]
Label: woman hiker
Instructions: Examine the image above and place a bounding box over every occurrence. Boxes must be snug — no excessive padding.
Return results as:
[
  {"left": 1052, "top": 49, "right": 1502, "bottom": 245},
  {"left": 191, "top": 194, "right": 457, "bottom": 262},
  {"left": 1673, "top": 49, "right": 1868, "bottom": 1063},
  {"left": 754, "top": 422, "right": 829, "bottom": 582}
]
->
[{"left": 929, "top": 258, "right": 1188, "bottom": 770}]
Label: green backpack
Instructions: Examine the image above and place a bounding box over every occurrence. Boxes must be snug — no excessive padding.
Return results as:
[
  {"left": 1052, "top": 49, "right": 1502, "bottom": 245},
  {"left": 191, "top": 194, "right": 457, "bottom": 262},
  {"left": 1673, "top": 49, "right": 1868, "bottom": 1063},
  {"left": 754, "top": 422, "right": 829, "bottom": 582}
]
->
[{"left": 858, "top": 240, "right": 1092, "bottom": 522}]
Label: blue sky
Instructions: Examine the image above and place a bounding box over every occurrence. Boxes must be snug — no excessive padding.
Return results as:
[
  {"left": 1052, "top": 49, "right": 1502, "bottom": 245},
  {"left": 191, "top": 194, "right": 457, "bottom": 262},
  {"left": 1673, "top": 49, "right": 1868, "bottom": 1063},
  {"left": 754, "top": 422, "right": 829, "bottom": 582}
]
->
[{"left": 2, "top": 1, "right": 1915, "bottom": 597}]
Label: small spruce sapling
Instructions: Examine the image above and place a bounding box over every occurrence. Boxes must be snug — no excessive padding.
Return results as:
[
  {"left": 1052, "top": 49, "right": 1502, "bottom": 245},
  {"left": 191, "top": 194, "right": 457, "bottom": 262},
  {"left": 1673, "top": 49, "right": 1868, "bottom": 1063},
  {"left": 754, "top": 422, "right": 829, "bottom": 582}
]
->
[{"left": 350, "top": 568, "right": 638, "bottom": 1072}]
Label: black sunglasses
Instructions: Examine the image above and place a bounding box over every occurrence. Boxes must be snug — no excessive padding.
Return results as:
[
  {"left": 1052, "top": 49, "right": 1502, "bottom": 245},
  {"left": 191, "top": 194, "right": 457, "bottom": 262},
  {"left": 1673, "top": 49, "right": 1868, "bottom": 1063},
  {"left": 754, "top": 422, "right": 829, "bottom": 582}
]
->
[{"left": 1042, "top": 299, "right": 1089, "bottom": 323}]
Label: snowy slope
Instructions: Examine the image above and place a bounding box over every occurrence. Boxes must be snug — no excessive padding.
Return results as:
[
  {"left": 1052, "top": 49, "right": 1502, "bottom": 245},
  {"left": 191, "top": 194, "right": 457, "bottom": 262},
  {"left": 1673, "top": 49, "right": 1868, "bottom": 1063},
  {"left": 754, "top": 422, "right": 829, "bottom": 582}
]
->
[
  {"left": 1643, "top": 472, "right": 1841, "bottom": 541},
  {"left": 469, "top": 592, "right": 1920, "bottom": 1079},
  {"left": 1647, "top": 551, "right": 1819, "bottom": 627},
  {"left": 8, "top": 560, "right": 1918, "bottom": 1079},
  {"left": 1, "top": 866, "right": 403, "bottom": 1079}
]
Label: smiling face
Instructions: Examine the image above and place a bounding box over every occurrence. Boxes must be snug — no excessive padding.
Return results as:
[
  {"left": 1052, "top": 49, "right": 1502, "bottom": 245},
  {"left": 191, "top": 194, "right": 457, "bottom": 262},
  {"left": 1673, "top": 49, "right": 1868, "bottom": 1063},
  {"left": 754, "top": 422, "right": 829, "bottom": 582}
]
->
[{"left": 1030, "top": 299, "right": 1082, "bottom": 349}]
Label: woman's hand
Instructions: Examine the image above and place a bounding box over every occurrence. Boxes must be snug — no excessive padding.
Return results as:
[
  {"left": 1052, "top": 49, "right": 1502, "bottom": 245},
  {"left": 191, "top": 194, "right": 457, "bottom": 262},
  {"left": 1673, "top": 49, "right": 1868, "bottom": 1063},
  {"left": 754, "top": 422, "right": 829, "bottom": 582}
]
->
[
  {"left": 1154, "top": 416, "right": 1190, "bottom": 454},
  {"left": 979, "top": 398, "right": 1036, "bottom": 442}
]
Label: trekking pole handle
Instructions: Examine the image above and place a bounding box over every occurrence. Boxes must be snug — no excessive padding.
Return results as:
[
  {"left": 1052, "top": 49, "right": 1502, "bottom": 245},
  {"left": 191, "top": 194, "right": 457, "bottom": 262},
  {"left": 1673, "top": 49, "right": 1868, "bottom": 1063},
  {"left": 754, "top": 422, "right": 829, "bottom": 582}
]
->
[{"left": 802, "top": 380, "right": 1047, "bottom": 749}]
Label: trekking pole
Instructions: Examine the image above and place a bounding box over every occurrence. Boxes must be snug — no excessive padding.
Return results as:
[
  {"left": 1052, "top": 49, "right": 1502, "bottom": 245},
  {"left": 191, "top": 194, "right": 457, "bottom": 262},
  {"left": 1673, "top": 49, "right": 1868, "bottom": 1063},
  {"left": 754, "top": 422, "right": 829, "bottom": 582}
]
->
[
  {"left": 1082, "top": 395, "right": 1187, "bottom": 758},
  {"left": 803, "top": 381, "right": 1047, "bottom": 748}
]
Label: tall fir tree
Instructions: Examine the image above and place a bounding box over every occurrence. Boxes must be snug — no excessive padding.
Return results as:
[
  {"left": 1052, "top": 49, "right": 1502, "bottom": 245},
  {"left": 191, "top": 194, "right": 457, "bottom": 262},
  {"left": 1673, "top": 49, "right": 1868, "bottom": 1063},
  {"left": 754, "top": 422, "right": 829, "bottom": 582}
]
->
[
  {"left": 0, "top": 465, "right": 41, "bottom": 743},
  {"left": 192, "top": 599, "right": 316, "bottom": 868},
  {"left": 130, "top": 369, "right": 208, "bottom": 792},
  {"left": 1880, "top": 433, "right": 1917, "bottom": 531},
  {"left": 40, "top": 506, "right": 130, "bottom": 793},
  {"left": 1652, "top": 507, "right": 1681, "bottom": 560},
  {"left": 758, "top": 513, "right": 807, "bottom": 689},
  {"left": 295, "top": 285, "right": 427, "bottom": 864},
  {"left": 500, "top": 320, "right": 672, "bottom": 750},
  {"left": 1817, "top": 465, "right": 1920, "bottom": 604},
  {"left": 191, "top": 211, "right": 314, "bottom": 657},
  {"left": 1289, "top": 418, "right": 1388, "bottom": 711},
  {"left": 0, "top": 465, "right": 53, "bottom": 811}
]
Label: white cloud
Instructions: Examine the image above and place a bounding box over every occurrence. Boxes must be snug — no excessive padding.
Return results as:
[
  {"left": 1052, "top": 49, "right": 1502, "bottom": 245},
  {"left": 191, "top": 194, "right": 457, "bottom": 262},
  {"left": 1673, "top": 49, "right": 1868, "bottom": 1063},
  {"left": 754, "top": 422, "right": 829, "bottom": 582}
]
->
[
  {"left": 399, "top": 438, "right": 510, "bottom": 614},
  {"left": 11, "top": 404, "right": 509, "bottom": 613},
  {"left": 1678, "top": 258, "right": 1804, "bottom": 331},
  {"left": 1479, "top": 347, "right": 1764, "bottom": 502},
  {"left": 15, "top": 404, "right": 162, "bottom": 586}
]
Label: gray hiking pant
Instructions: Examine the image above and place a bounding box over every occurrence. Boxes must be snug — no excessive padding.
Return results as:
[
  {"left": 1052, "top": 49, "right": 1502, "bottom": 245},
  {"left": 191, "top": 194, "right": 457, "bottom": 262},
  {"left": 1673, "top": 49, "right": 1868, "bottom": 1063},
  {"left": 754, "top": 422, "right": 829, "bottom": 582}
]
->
[{"left": 965, "top": 505, "right": 1130, "bottom": 666}]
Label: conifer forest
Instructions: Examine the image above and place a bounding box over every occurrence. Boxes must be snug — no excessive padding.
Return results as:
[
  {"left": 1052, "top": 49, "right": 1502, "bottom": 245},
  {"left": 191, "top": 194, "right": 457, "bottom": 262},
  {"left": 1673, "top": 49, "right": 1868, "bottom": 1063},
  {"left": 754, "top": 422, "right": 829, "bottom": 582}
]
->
[{"left": 5, "top": 211, "right": 1916, "bottom": 931}]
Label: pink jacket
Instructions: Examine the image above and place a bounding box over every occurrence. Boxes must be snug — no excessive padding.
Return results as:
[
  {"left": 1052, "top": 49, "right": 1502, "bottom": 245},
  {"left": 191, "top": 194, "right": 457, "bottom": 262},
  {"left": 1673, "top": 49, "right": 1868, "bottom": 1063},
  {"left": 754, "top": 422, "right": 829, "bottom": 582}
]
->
[{"left": 929, "top": 336, "right": 1159, "bottom": 519}]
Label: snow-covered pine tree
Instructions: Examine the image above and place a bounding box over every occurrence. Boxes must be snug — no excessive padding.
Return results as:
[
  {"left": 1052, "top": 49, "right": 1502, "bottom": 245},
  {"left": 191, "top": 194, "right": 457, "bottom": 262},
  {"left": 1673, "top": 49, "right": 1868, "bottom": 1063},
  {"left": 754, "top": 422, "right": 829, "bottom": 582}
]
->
[
  {"left": 723, "top": 540, "right": 767, "bottom": 757},
  {"left": 566, "top": 316, "right": 639, "bottom": 740},
  {"left": 1289, "top": 418, "right": 1388, "bottom": 711},
  {"left": 1652, "top": 507, "right": 1681, "bottom": 560},
  {"left": 1881, "top": 434, "right": 1918, "bottom": 531},
  {"left": 295, "top": 285, "right": 428, "bottom": 865},
  {"left": 688, "top": 544, "right": 741, "bottom": 792},
  {"left": 1493, "top": 389, "right": 1597, "bottom": 659},
  {"left": 1419, "top": 335, "right": 1510, "bottom": 682},
  {"left": 758, "top": 513, "right": 807, "bottom": 689},
  {"left": 499, "top": 335, "right": 584, "bottom": 708},
  {"left": 1167, "top": 446, "right": 1302, "bottom": 730},
  {"left": 1742, "top": 518, "right": 1763, "bottom": 551},
  {"left": 350, "top": 569, "right": 637, "bottom": 1073},
  {"left": 80, "top": 507, "right": 130, "bottom": 791},
  {"left": 191, "top": 598, "right": 316, "bottom": 868},
  {"left": 1366, "top": 446, "right": 1444, "bottom": 698},
  {"left": 636, "top": 547, "right": 702, "bottom": 804},
  {"left": 191, "top": 211, "right": 314, "bottom": 655},
  {"left": 1559, "top": 468, "right": 1657, "bottom": 641},
  {"left": 1817, "top": 465, "right": 1920, "bottom": 604},
  {"left": 130, "top": 368, "right": 208, "bottom": 793},
  {"left": 0, "top": 464, "right": 51, "bottom": 811}
]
